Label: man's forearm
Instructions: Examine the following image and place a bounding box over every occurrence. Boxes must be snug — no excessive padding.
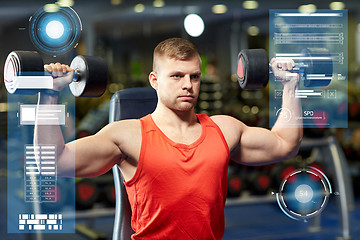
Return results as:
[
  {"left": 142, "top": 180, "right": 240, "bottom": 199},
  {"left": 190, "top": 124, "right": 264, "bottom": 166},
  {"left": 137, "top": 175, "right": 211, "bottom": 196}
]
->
[
  {"left": 33, "top": 92, "right": 68, "bottom": 174},
  {"left": 272, "top": 82, "right": 303, "bottom": 155}
]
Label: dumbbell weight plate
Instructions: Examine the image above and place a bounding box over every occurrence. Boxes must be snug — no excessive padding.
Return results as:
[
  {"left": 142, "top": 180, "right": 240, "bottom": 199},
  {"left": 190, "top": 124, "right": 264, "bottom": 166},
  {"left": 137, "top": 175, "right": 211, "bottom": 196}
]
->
[
  {"left": 227, "top": 173, "right": 244, "bottom": 198},
  {"left": 301, "top": 48, "right": 333, "bottom": 87},
  {"left": 75, "top": 178, "right": 99, "bottom": 210},
  {"left": 237, "top": 49, "right": 269, "bottom": 89},
  {"left": 69, "top": 55, "right": 108, "bottom": 97},
  {"left": 249, "top": 171, "right": 271, "bottom": 195},
  {"left": 3, "top": 51, "right": 45, "bottom": 95}
]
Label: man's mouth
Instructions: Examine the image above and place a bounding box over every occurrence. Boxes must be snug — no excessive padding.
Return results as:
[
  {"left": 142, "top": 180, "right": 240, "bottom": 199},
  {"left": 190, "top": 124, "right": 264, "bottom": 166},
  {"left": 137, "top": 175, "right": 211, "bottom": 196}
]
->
[{"left": 178, "top": 95, "right": 194, "bottom": 100}]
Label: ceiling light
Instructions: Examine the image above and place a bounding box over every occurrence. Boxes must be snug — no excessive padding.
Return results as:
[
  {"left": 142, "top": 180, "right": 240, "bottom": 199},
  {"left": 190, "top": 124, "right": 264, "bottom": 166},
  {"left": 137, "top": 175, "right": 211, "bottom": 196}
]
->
[
  {"left": 0, "top": 103, "right": 7, "bottom": 112},
  {"left": 251, "top": 106, "right": 259, "bottom": 114},
  {"left": 212, "top": 4, "right": 227, "bottom": 14},
  {"left": 184, "top": 14, "right": 205, "bottom": 37},
  {"left": 242, "top": 105, "right": 250, "bottom": 114},
  {"left": 298, "top": 4, "right": 317, "bottom": 14},
  {"left": 248, "top": 26, "right": 259, "bottom": 36},
  {"left": 43, "top": 4, "right": 60, "bottom": 13},
  {"left": 329, "top": 2, "right": 345, "bottom": 10},
  {"left": 243, "top": 1, "right": 258, "bottom": 10},
  {"left": 153, "top": 0, "right": 165, "bottom": 8},
  {"left": 57, "top": 0, "right": 74, "bottom": 7},
  {"left": 134, "top": 3, "right": 145, "bottom": 13},
  {"left": 111, "top": 0, "right": 122, "bottom": 5}
]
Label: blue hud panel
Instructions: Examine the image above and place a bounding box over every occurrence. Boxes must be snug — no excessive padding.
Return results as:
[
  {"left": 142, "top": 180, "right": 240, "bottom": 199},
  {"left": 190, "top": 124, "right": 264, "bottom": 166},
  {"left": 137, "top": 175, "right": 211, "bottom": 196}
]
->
[
  {"left": 269, "top": 10, "right": 348, "bottom": 128},
  {"left": 6, "top": 89, "right": 75, "bottom": 233}
]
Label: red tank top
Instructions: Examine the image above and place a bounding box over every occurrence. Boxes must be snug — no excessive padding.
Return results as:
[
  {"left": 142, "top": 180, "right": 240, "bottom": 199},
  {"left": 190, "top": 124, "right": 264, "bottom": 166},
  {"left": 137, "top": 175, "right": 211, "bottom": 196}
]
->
[{"left": 124, "top": 114, "right": 229, "bottom": 239}]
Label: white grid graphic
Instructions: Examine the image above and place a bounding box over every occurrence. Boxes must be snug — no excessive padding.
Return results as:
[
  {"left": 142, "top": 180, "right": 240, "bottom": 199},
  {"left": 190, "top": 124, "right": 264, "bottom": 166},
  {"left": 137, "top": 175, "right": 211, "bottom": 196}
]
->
[{"left": 25, "top": 145, "right": 57, "bottom": 202}]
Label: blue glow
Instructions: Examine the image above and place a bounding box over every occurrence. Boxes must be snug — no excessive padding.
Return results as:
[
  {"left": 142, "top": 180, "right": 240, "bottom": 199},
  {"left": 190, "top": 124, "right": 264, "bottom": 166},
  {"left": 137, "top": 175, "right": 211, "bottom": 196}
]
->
[
  {"left": 36, "top": 14, "right": 72, "bottom": 46},
  {"left": 310, "top": 166, "right": 332, "bottom": 193},
  {"left": 46, "top": 20, "right": 65, "bottom": 39},
  {"left": 29, "top": 5, "right": 82, "bottom": 55},
  {"left": 276, "top": 193, "right": 300, "bottom": 221},
  {"left": 282, "top": 172, "right": 325, "bottom": 215},
  {"left": 276, "top": 167, "right": 332, "bottom": 221}
]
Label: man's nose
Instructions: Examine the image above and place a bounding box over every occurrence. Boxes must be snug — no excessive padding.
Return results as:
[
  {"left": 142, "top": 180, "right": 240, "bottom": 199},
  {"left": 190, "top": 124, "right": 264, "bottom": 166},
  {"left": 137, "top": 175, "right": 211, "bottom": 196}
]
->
[{"left": 182, "top": 75, "right": 192, "bottom": 90}]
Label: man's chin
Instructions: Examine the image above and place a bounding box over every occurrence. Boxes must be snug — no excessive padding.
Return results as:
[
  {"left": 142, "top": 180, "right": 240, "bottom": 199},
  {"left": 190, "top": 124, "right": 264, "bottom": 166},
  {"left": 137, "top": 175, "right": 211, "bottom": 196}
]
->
[{"left": 174, "top": 103, "right": 195, "bottom": 112}]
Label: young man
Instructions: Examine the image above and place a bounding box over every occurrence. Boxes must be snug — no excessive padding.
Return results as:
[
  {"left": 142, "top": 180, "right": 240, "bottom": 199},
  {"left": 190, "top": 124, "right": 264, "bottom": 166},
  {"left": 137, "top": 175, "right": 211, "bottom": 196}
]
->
[{"left": 36, "top": 38, "right": 302, "bottom": 239}]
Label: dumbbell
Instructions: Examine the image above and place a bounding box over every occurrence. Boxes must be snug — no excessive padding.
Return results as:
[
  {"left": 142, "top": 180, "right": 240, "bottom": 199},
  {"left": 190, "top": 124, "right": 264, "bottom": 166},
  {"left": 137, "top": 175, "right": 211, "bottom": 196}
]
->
[
  {"left": 247, "top": 166, "right": 273, "bottom": 195},
  {"left": 75, "top": 178, "right": 99, "bottom": 210},
  {"left": 227, "top": 165, "right": 245, "bottom": 198},
  {"left": 3, "top": 51, "right": 108, "bottom": 97},
  {"left": 237, "top": 48, "right": 333, "bottom": 89}
]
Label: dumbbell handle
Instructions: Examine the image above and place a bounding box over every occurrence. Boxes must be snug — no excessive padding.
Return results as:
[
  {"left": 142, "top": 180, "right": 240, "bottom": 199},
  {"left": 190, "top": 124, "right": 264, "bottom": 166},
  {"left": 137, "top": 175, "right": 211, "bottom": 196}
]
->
[
  {"left": 269, "top": 62, "right": 309, "bottom": 74},
  {"left": 73, "top": 69, "right": 81, "bottom": 82}
]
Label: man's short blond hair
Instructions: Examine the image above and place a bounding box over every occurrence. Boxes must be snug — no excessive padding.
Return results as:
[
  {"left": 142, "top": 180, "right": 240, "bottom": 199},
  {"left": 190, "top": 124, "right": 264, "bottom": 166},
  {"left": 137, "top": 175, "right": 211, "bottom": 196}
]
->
[{"left": 153, "top": 38, "right": 200, "bottom": 72}]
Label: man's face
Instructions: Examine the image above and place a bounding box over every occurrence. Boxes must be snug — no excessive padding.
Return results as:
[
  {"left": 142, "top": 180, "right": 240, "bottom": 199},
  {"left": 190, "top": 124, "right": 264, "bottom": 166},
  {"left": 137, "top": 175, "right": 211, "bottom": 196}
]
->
[{"left": 150, "top": 55, "right": 201, "bottom": 112}]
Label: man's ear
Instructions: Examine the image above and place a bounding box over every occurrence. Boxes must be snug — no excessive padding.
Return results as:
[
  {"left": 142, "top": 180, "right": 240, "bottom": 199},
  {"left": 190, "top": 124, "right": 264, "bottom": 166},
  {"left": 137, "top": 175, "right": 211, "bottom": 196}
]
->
[{"left": 149, "top": 72, "right": 159, "bottom": 90}]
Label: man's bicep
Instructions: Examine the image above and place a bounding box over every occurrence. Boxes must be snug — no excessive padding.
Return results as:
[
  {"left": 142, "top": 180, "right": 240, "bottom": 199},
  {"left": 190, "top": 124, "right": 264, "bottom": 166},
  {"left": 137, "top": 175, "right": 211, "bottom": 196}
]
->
[
  {"left": 237, "top": 126, "right": 293, "bottom": 165},
  {"left": 212, "top": 115, "right": 293, "bottom": 165},
  {"left": 59, "top": 123, "right": 124, "bottom": 178}
]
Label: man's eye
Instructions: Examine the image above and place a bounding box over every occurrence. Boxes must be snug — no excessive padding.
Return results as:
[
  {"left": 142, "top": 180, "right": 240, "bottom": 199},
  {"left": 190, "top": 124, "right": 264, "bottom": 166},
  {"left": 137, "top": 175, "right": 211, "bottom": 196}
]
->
[
  {"left": 172, "top": 74, "right": 181, "bottom": 78},
  {"left": 191, "top": 75, "right": 200, "bottom": 80}
]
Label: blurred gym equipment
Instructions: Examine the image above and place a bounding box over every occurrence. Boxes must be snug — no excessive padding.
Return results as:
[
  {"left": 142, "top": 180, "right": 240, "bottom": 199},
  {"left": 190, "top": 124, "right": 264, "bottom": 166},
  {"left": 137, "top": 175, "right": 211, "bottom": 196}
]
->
[{"left": 109, "top": 87, "right": 157, "bottom": 240}]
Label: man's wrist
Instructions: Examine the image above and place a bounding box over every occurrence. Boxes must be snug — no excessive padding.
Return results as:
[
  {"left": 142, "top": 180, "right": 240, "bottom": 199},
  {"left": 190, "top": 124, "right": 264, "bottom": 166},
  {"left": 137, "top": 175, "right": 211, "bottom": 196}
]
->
[
  {"left": 38, "top": 90, "right": 59, "bottom": 104},
  {"left": 41, "top": 89, "right": 60, "bottom": 96}
]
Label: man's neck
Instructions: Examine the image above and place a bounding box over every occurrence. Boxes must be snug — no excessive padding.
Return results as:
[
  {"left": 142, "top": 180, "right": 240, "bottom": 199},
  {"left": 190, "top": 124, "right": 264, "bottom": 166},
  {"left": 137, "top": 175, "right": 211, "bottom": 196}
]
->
[{"left": 151, "top": 105, "right": 198, "bottom": 129}]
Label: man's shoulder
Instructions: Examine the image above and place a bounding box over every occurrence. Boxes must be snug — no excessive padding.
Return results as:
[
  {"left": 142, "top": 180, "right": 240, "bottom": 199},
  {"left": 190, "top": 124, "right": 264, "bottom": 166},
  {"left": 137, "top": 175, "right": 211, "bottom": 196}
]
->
[
  {"left": 108, "top": 118, "right": 142, "bottom": 131},
  {"left": 210, "top": 114, "right": 239, "bottom": 125},
  {"left": 101, "top": 118, "right": 142, "bottom": 141},
  {"left": 210, "top": 115, "right": 246, "bottom": 136}
]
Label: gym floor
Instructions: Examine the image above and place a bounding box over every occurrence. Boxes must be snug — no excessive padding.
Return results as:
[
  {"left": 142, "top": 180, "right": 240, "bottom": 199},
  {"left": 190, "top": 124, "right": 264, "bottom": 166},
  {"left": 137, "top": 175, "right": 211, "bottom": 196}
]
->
[
  {"left": 51, "top": 198, "right": 360, "bottom": 240},
  {"left": 223, "top": 198, "right": 360, "bottom": 240},
  {"left": 1, "top": 196, "right": 359, "bottom": 239}
]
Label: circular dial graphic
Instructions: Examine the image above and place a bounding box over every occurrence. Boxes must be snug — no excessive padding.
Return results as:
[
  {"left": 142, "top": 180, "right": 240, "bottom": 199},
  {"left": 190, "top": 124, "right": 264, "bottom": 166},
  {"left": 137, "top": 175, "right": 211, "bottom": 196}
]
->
[{"left": 276, "top": 166, "right": 332, "bottom": 221}]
